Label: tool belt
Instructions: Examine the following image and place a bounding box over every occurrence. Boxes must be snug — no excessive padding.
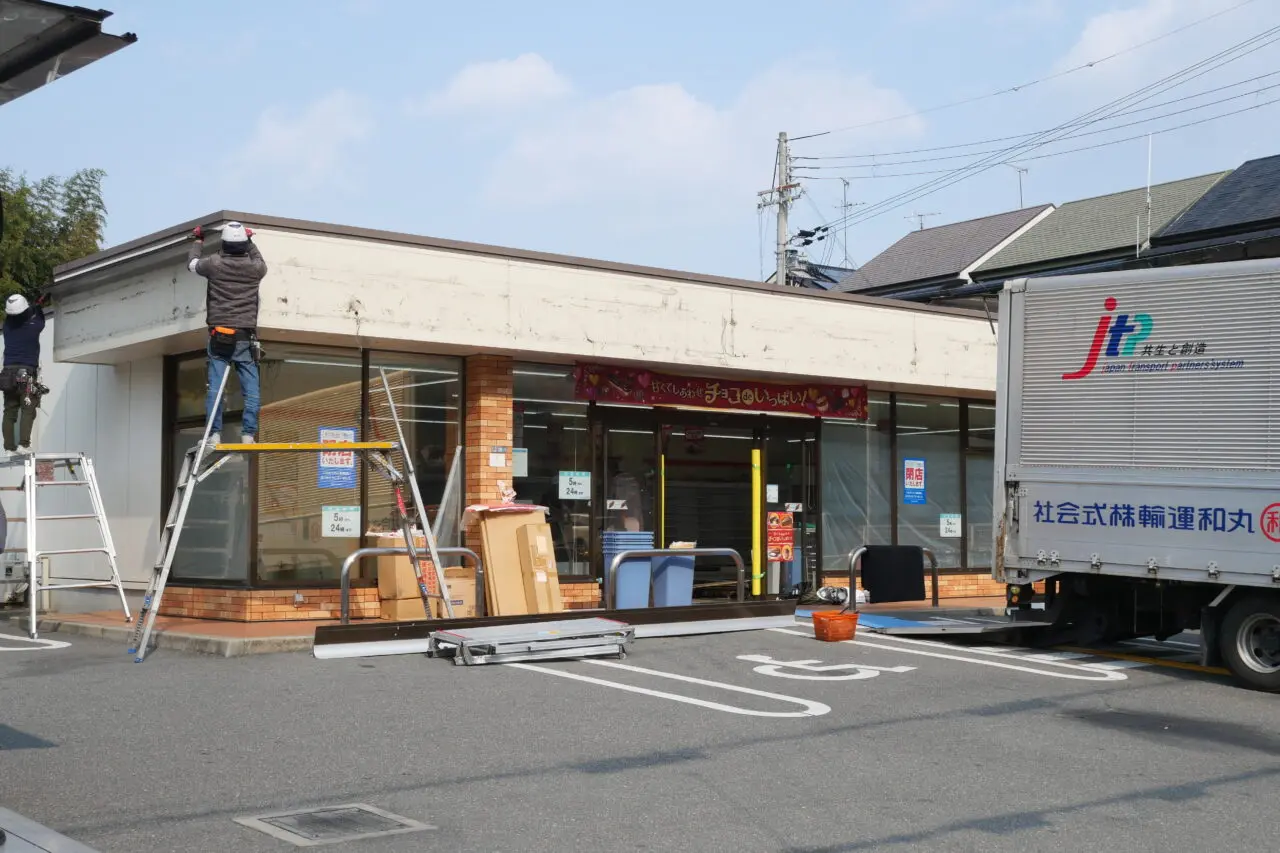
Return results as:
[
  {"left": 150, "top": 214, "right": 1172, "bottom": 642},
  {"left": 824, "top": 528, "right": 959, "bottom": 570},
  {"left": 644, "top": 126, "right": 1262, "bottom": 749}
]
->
[
  {"left": 0, "top": 365, "right": 47, "bottom": 405},
  {"left": 208, "top": 326, "right": 262, "bottom": 362}
]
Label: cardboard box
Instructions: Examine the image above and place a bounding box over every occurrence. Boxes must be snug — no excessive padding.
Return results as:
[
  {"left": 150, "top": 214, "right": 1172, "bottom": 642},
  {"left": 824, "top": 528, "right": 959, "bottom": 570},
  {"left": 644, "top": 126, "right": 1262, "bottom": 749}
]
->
[
  {"left": 374, "top": 534, "right": 438, "bottom": 600},
  {"left": 380, "top": 596, "right": 428, "bottom": 622},
  {"left": 433, "top": 566, "right": 478, "bottom": 618},
  {"left": 474, "top": 508, "right": 547, "bottom": 616},
  {"left": 516, "top": 522, "right": 564, "bottom": 613}
]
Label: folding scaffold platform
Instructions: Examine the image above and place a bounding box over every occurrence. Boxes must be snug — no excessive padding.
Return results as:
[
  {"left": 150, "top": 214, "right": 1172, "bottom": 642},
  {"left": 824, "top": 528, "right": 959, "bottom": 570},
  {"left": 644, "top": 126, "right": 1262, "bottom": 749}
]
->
[{"left": 127, "top": 367, "right": 456, "bottom": 662}]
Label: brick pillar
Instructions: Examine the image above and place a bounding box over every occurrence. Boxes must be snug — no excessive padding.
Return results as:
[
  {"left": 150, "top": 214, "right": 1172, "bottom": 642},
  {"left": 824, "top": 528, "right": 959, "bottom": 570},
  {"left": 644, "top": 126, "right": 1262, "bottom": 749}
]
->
[{"left": 464, "top": 355, "right": 514, "bottom": 509}]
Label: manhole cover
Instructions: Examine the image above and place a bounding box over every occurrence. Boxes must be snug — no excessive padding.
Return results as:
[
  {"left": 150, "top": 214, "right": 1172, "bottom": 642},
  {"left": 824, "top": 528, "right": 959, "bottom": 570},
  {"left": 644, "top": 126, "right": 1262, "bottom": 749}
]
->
[{"left": 234, "top": 804, "right": 434, "bottom": 847}]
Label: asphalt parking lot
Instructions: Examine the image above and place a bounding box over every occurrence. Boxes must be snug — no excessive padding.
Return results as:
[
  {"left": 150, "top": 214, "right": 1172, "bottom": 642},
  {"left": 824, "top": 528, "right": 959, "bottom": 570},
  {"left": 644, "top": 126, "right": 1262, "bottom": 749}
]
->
[{"left": 1, "top": 621, "right": 1277, "bottom": 853}]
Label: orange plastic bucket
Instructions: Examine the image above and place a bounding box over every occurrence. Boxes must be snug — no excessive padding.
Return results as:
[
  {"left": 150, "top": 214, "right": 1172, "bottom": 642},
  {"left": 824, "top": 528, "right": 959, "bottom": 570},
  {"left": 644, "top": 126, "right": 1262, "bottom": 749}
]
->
[{"left": 812, "top": 610, "right": 859, "bottom": 642}]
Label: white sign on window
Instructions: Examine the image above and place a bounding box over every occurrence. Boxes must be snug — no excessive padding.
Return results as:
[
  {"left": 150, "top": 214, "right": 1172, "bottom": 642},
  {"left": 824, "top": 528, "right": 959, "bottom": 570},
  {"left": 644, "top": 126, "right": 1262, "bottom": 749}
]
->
[
  {"left": 939, "top": 513, "right": 962, "bottom": 538},
  {"left": 766, "top": 484, "right": 779, "bottom": 503},
  {"left": 559, "top": 471, "right": 590, "bottom": 500},
  {"left": 512, "top": 448, "right": 529, "bottom": 478},
  {"left": 322, "top": 505, "right": 360, "bottom": 538}
]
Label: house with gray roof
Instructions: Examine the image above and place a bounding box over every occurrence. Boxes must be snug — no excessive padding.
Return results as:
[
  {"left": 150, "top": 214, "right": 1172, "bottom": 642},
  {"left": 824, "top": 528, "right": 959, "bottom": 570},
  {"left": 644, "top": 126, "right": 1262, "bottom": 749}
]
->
[
  {"left": 831, "top": 204, "right": 1054, "bottom": 300},
  {"left": 965, "top": 171, "right": 1229, "bottom": 287},
  {"left": 1144, "top": 153, "right": 1280, "bottom": 266}
]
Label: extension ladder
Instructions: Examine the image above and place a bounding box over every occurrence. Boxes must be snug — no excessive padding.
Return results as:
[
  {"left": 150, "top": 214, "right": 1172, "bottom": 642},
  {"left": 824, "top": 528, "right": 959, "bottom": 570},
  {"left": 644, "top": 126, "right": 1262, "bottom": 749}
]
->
[
  {"left": 0, "top": 452, "right": 131, "bottom": 639},
  {"left": 127, "top": 366, "right": 455, "bottom": 662}
]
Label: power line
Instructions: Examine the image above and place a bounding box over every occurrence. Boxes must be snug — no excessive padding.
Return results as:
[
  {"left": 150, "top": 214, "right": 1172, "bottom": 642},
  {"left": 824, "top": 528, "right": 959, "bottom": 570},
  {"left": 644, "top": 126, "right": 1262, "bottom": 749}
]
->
[
  {"left": 796, "top": 69, "right": 1280, "bottom": 162},
  {"left": 794, "top": 76, "right": 1280, "bottom": 171},
  {"left": 790, "top": 0, "right": 1259, "bottom": 141},
  {"left": 810, "top": 25, "right": 1280, "bottom": 234},
  {"left": 797, "top": 94, "right": 1280, "bottom": 182}
]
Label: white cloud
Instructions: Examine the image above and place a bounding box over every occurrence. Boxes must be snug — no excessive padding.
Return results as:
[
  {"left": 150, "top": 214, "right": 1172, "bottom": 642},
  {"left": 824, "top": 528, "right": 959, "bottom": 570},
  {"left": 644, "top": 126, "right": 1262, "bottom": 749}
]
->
[
  {"left": 1049, "top": 0, "right": 1280, "bottom": 98},
  {"left": 236, "top": 89, "right": 374, "bottom": 192},
  {"left": 416, "top": 53, "right": 571, "bottom": 115},
  {"left": 473, "top": 57, "right": 923, "bottom": 222}
]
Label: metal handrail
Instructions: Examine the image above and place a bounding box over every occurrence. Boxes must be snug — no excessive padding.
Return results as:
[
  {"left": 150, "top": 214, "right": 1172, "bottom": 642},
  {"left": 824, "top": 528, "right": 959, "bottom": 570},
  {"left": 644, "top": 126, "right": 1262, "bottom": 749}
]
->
[
  {"left": 605, "top": 548, "right": 746, "bottom": 610},
  {"left": 846, "top": 545, "right": 940, "bottom": 609},
  {"left": 340, "top": 546, "right": 484, "bottom": 624}
]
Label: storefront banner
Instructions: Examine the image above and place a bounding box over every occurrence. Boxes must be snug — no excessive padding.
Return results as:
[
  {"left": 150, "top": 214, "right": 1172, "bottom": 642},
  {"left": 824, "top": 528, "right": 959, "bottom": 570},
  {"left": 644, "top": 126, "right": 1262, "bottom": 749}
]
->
[{"left": 573, "top": 363, "right": 868, "bottom": 420}]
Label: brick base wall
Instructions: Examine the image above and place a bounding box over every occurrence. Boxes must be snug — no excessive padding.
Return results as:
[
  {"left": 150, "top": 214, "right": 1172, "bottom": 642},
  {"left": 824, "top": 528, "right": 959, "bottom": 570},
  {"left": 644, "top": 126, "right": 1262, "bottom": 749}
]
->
[
  {"left": 561, "top": 581, "right": 602, "bottom": 610},
  {"left": 159, "top": 587, "right": 381, "bottom": 622},
  {"left": 819, "top": 572, "right": 1044, "bottom": 600}
]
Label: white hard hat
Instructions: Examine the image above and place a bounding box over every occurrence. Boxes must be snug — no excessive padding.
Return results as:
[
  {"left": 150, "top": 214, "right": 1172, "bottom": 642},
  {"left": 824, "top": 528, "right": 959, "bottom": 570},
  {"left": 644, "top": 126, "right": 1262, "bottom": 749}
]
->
[
  {"left": 4, "top": 294, "right": 29, "bottom": 315},
  {"left": 220, "top": 222, "right": 249, "bottom": 243}
]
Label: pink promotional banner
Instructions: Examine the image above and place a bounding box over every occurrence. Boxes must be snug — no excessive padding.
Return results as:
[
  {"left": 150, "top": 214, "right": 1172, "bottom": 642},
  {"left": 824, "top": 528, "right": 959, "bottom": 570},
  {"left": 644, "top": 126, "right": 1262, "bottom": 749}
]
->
[{"left": 573, "top": 363, "right": 868, "bottom": 420}]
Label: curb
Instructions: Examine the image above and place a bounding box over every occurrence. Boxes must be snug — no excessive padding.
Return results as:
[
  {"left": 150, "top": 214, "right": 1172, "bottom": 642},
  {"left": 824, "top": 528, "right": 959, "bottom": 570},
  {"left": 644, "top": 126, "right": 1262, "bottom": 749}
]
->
[{"left": 36, "top": 617, "right": 315, "bottom": 658}]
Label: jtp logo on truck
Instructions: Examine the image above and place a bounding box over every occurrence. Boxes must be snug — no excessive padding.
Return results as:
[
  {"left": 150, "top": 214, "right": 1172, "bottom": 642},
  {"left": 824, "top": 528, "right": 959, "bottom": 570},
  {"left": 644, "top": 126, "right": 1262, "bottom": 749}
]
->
[
  {"left": 1062, "top": 297, "right": 1153, "bottom": 380},
  {"left": 1061, "top": 296, "right": 1232, "bottom": 380}
]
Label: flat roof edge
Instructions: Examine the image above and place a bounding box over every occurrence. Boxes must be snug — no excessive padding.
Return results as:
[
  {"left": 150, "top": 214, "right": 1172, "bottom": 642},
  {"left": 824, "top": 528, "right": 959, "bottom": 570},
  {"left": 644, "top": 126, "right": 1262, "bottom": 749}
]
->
[{"left": 53, "top": 210, "right": 990, "bottom": 321}]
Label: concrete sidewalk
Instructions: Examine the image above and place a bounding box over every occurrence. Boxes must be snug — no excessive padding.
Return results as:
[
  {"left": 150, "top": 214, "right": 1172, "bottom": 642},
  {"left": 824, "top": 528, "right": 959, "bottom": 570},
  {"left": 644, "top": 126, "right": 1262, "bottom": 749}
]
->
[{"left": 16, "top": 596, "right": 1008, "bottom": 658}]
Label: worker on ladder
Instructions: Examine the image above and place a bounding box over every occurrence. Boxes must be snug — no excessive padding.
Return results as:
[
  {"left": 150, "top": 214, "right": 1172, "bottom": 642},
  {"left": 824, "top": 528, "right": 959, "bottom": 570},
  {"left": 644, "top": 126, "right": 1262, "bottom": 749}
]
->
[
  {"left": 187, "top": 222, "right": 266, "bottom": 448},
  {"left": 0, "top": 291, "right": 48, "bottom": 457}
]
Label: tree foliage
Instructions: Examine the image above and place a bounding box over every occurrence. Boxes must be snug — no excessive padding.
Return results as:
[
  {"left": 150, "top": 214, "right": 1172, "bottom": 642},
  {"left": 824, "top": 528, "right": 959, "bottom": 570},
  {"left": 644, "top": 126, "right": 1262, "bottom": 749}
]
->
[{"left": 0, "top": 167, "right": 108, "bottom": 300}]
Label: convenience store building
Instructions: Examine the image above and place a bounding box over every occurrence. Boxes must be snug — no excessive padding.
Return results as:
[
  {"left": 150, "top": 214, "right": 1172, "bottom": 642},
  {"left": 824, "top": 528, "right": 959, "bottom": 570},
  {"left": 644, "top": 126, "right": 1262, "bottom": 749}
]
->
[{"left": 40, "top": 212, "right": 999, "bottom": 620}]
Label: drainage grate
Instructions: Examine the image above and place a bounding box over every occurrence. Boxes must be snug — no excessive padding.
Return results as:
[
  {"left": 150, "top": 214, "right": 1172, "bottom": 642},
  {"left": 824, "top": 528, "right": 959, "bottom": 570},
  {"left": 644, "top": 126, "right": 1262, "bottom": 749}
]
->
[{"left": 234, "top": 804, "right": 434, "bottom": 847}]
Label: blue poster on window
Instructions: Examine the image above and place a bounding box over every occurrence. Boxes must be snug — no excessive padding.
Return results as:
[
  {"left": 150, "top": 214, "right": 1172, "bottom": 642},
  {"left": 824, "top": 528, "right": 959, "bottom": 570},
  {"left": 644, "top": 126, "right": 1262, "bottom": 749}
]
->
[
  {"left": 903, "top": 458, "right": 926, "bottom": 505},
  {"left": 317, "top": 426, "right": 358, "bottom": 489}
]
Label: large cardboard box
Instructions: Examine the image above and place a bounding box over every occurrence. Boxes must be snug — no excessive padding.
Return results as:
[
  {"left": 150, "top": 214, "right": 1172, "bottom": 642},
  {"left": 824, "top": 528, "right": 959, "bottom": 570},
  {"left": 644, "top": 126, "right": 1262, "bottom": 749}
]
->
[
  {"left": 516, "top": 522, "right": 564, "bottom": 613},
  {"left": 474, "top": 507, "right": 547, "bottom": 616}
]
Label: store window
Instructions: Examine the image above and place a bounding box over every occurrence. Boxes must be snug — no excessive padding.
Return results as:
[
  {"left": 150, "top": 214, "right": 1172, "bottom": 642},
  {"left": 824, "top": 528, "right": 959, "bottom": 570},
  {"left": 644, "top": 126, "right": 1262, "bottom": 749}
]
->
[
  {"left": 820, "top": 391, "right": 892, "bottom": 573},
  {"left": 513, "top": 364, "right": 591, "bottom": 575},
  {"left": 896, "top": 395, "right": 963, "bottom": 568},
  {"left": 255, "top": 345, "right": 364, "bottom": 585},
  {"left": 170, "top": 355, "right": 252, "bottom": 582},
  {"left": 965, "top": 401, "right": 997, "bottom": 569},
  {"left": 365, "top": 353, "right": 463, "bottom": 546}
]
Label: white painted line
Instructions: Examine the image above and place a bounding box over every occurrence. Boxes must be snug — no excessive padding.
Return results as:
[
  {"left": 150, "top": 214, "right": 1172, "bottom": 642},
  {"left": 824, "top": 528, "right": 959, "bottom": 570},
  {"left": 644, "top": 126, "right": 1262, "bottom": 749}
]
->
[
  {"left": 510, "top": 659, "right": 831, "bottom": 718},
  {"left": 767, "top": 628, "right": 1128, "bottom": 682},
  {"left": 0, "top": 632, "right": 70, "bottom": 652},
  {"left": 1119, "top": 639, "right": 1201, "bottom": 653},
  {"left": 1021, "top": 651, "right": 1091, "bottom": 662},
  {"left": 1078, "top": 659, "right": 1152, "bottom": 671},
  {"left": 737, "top": 654, "right": 915, "bottom": 681}
]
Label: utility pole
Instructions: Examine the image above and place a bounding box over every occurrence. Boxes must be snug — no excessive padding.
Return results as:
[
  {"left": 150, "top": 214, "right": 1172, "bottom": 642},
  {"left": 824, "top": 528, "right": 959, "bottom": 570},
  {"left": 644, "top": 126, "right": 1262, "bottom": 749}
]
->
[
  {"left": 757, "top": 131, "right": 802, "bottom": 286},
  {"left": 906, "top": 211, "right": 940, "bottom": 231}
]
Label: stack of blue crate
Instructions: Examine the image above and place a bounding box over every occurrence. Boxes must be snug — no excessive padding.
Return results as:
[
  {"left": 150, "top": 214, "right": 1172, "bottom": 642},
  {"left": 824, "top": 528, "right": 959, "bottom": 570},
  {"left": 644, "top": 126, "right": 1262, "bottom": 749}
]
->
[{"left": 602, "top": 530, "right": 655, "bottom": 609}]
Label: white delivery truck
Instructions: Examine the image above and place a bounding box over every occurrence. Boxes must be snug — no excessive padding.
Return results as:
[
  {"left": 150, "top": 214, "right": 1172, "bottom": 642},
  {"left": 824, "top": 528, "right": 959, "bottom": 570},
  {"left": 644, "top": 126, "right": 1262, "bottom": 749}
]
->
[{"left": 993, "top": 257, "right": 1280, "bottom": 692}]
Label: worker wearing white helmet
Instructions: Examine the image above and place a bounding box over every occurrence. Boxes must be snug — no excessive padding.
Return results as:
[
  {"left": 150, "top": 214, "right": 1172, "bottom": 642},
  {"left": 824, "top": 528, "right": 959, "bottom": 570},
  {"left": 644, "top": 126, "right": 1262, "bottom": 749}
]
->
[
  {"left": 0, "top": 291, "right": 47, "bottom": 455},
  {"left": 187, "top": 221, "right": 267, "bottom": 446}
]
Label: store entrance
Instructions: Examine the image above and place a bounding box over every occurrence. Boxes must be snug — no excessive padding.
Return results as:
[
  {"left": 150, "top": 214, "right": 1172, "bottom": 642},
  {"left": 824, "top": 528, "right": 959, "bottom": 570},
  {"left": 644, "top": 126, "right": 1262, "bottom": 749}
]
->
[
  {"left": 660, "top": 419, "right": 756, "bottom": 599},
  {"left": 594, "top": 407, "right": 818, "bottom": 602}
]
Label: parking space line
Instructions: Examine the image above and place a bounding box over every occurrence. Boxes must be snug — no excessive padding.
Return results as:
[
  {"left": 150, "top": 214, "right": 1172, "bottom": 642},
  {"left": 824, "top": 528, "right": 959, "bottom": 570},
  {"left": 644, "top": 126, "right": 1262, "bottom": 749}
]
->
[
  {"left": 509, "top": 660, "right": 831, "bottom": 717},
  {"left": 0, "top": 632, "right": 70, "bottom": 652},
  {"left": 1054, "top": 645, "right": 1232, "bottom": 676},
  {"left": 767, "top": 628, "right": 1129, "bottom": 681}
]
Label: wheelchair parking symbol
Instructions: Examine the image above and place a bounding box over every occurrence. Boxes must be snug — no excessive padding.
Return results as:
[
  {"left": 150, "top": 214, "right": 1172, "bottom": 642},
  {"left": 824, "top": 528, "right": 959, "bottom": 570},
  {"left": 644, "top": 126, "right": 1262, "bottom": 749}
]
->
[{"left": 737, "top": 654, "right": 916, "bottom": 681}]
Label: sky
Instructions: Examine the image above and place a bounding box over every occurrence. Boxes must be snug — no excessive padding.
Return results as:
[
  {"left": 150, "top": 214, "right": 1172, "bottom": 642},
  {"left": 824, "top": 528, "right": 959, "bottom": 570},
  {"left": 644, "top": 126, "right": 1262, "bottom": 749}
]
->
[{"left": 4, "top": 0, "right": 1280, "bottom": 281}]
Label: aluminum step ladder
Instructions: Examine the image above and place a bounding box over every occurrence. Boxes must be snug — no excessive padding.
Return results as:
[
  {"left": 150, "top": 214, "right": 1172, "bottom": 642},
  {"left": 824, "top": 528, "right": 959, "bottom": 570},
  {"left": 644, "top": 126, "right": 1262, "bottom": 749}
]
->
[
  {"left": 0, "top": 452, "right": 131, "bottom": 639},
  {"left": 127, "top": 367, "right": 456, "bottom": 662},
  {"left": 426, "top": 618, "right": 634, "bottom": 665}
]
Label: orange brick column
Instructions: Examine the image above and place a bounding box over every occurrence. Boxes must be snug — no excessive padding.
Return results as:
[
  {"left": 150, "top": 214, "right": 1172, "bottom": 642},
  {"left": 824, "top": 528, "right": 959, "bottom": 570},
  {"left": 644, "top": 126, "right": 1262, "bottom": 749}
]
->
[{"left": 464, "top": 354, "right": 514, "bottom": 524}]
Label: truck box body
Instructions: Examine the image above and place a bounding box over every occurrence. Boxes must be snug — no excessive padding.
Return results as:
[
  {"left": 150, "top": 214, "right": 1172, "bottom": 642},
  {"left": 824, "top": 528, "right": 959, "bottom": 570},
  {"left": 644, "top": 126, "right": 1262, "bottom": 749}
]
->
[{"left": 994, "top": 258, "right": 1280, "bottom": 591}]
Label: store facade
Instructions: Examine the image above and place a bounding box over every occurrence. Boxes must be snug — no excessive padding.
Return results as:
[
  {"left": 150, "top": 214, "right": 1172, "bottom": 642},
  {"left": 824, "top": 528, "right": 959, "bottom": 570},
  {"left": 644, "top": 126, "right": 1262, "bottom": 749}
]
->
[{"left": 41, "top": 212, "right": 999, "bottom": 620}]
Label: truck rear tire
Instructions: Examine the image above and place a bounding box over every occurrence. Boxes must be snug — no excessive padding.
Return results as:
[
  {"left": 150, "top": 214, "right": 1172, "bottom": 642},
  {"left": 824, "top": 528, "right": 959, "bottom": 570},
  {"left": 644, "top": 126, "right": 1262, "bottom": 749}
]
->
[{"left": 1219, "top": 594, "right": 1280, "bottom": 692}]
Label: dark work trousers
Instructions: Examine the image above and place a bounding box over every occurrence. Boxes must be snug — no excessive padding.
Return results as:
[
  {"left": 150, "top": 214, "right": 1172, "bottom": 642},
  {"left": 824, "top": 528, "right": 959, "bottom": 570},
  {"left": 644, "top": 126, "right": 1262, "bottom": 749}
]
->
[{"left": 2, "top": 387, "right": 35, "bottom": 451}]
